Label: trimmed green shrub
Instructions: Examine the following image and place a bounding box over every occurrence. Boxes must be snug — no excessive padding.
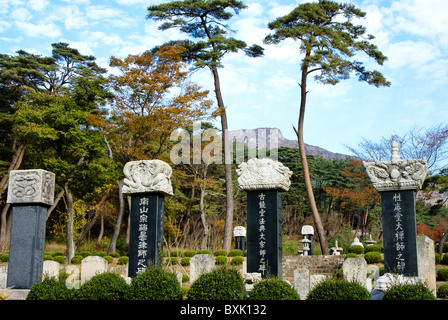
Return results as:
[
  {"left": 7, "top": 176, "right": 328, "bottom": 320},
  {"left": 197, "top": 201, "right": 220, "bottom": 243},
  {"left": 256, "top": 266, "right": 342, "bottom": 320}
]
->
[
  {"left": 348, "top": 245, "right": 364, "bottom": 254},
  {"left": 117, "top": 256, "right": 129, "bottom": 265},
  {"left": 187, "top": 268, "right": 244, "bottom": 300},
  {"left": 103, "top": 255, "right": 113, "bottom": 263},
  {"left": 182, "top": 274, "right": 189, "bottom": 283},
  {"left": 364, "top": 245, "right": 381, "bottom": 253},
  {"left": 443, "top": 242, "right": 448, "bottom": 253},
  {"left": 27, "top": 278, "right": 74, "bottom": 300},
  {"left": 79, "top": 251, "right": 91, "bottom": 258},
  {"left": 248, "top": 278, "right": 299, "bottom": 300},
  {"left": 76, "top": 272, "right": 129, "bottom": 300},
  {"left": 70, "top": 255, "right": 83, "bottom": 264},
  {"left": 307, "top": 279, "right": 371, "bottom": 300},
  {"left": 383, "top": 283, "right": 436, "bottom": 300},
  {"left": 53, "top": 255, "right": 65, "bottom": 264},
  {"left": 0, "top": 253, "right": 9, "bottom": 262},
  {"left": 364, "top": 251, "right": 382, "bottom": 264},
  {"left": 214, "top": 249, "right": 227, "bottom": 256},
  {"left": 184, "top": 250, "right": 196, "bottom": 257},
  {"left": 437, "top": 284, "right": 448, "bottom": 299},
  {"left": 170, "top": 250, "right": 182, "bottom": 257},
  {"left": 215, "top": 256, "right": 227, "bottom": 265},
  {"left": 166, "top": 257, "right": 178, "bottom": 265},
  {"left": 180, "top": 257, "right": 190, "bottom": 266},
  {"left": 442, "top": 253, "right": 448, "bottom": 265},
  {"left": 110, "top": 252, "right": 120, "bottom": 258},
  {"left": 94, "top": 251, "right": 107, "bottom": 257},
  {"left": 435, "top": 252, "right": 441, "bottom": 264},
  {"left": 52, "top": 252, "right": 64, "bottom": 257},
  {"left": 344, "top": 253, "right": 358, "bottom": 259},
  {"left": 437, "top": 267, "right": 448, "bottom": 281},
  {"left": 197, "top": 249, "right": 211, "bottom": 254},
  {"left": 126, "top": 266, "right": 182, "bottom": 300},
  {"left": 228, "top": 249, "right": 243, "bottom": 257},
  {"left": 43, "top": 254, "right": 53, "bottom": 261},
  {"left": 230, "top": 256, "right": 244, "bottom": 266}
]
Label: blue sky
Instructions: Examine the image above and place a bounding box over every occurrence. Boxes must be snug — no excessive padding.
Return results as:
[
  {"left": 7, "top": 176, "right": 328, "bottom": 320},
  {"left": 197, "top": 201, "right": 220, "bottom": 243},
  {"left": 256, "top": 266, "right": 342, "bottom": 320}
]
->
[{"left": 1, "top": 0, "right": 447, "bottom": 156}]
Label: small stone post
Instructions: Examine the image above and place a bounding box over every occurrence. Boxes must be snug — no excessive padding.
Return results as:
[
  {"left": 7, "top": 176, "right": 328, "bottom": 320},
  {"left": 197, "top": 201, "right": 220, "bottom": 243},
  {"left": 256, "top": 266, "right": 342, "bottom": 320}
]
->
[
  {"left": 122, "top": 160, "right": 173, "bottom": 278},
  {"left": 363, "top": 141, "right": 427, "bottom": 276},
  {"left": 301, "top": 225, "right": 314, "bottom": 256},
  {"left": 6, "top": 169, "right": 55, "bottom": 289},
  {"left": 236, "top": 158, "right": 292, "bottom": 278}
]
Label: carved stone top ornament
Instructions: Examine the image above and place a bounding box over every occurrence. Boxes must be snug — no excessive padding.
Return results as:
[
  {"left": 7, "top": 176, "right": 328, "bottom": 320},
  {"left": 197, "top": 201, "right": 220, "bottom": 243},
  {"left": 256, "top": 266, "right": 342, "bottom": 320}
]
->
[
  {"left": 236, "top": 158, "right": 293, "bottom": 192},
  {"left": 363, "top": 141, "right": 428, "bottom": 192},
  {"left": 122, "top": 160, "right": 173, "bottom": 196},
  {"left": 7, "top": 169, "right": 55, "bottom": 206}
]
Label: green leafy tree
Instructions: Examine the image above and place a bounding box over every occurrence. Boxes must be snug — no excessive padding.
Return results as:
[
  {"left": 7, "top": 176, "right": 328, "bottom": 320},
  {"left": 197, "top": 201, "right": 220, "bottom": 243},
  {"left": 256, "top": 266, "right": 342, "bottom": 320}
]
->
[
  {"left": 147, "top": 0, "right": 264, "bottom": 251},
  {"left": 10, "top": 43, "right": 116, "bottom": 261},
  {"left": 264, "top": 0, "right": 390, "bottom": 254}
]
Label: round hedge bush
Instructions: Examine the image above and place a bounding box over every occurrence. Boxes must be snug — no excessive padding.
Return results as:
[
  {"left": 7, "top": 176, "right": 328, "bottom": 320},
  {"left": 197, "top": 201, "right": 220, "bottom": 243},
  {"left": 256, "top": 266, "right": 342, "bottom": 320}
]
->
[
  {"left": 442, "top": 253, "right": 448, "bottom": 265},
  {"left": 348, "top": 245, "right": 364, "bottom": 254},
  {"left": 437, "top": 284, "right": 448, "bottom": 299},
  {"left": 184, "top": 250, "right": 196, "bottom": 257},
  {"left": 383, "top": 283, "right": 436, "bottom": 300},
  {"left": 117, "top": 256, "right": 129, "bottom": 265},
  {"left": 437, "top": 267, "right": 448, "bottom": 281},
  {"left": 228, "top": 249, "right": 243, "bottom": 257},
  {"left": 27, "top": 278, "right": 74, "bottom": 300},
  {"left": 181, "top": 257, "right": 191, "bottom": 266},
  {"left": 248, "top": 278, "right": 299, "bottom": 300},
  {"left": 0, "top": 253, "right": 8, "bottom": 262},
  {"left": 364, "top": 244, "right": 382, "bottom": 253},
  {"left": 364, "top": 251, "right": 382, "bottom": 264},
  {"left": 126, "top": 266, "right": 182, "bottom": 300},
  {"left": 307, "top": 279, "right": 371, "bottom": 300},
  {"left": 76, "top": 272, "right": 129, "bottom": 300},
  {"left": 187, "top": 268, "right": 244, "bottom": 300},
  {"left": 230, "top": 256, "right": 244, "bottom": 266},
  {"left": 214, "top": 249, "right": 227, "bottom": 257},
  {"left": 215, "top": 256, "right": 227, "bottom": 265}
]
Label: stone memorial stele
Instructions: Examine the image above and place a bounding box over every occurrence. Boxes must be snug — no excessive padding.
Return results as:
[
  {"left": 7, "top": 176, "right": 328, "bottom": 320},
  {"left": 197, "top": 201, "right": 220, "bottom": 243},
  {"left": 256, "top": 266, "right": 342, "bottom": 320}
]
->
[
  {"left": 122, "top": 160, "right": 173, "bottom": 278},
  {"left": 233, "top": 226, "right": 246, "bottom": 254},
  {"left": 6, "top": 169, "right": 55, "bottom": 289},
  {"left": 363, "top": 141, "right": 427, "bottom": 276},
  {"left": 237, "top": 158, "right": 292, "bottom": 278}
]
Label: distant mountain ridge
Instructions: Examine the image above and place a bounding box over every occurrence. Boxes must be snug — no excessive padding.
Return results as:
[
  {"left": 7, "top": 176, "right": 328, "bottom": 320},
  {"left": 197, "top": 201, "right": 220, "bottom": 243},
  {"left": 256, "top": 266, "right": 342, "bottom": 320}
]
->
[{"left": 228, "top": 127, "right": 352, "bottom": 160}]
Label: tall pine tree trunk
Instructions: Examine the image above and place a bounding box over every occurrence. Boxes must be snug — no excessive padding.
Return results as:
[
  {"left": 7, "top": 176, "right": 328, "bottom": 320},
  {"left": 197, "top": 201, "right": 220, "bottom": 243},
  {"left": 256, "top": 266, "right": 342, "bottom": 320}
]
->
[
  {"left": 296, "top": 58, "right": 329, "bottom": 255},
  {"left": 211, "top": 66, "right": 234, "bottom": 252},
  {"left": 64, "top": 184, "right": 75, "bottom": 263}
]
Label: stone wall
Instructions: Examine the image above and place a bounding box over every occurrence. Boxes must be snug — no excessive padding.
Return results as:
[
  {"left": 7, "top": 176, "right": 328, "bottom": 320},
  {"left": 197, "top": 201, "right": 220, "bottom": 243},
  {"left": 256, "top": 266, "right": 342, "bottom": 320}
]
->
[{"left": 282, "top": 255, "right": 345, "bottom": 281}]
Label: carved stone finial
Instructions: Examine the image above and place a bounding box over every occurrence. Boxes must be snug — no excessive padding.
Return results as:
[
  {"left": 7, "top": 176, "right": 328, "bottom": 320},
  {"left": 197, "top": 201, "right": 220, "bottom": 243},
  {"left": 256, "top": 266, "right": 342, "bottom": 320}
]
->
[
  {"left": 236, "top": 158, "right": 292, "bottom": 191},
  {"left": 363, "top": 142, "right": 427, "bottom": 192},
  {"left": 7, "top": 169, "right": 55, "bottom": 206},
  {"left": 122, "top": 160, "right": 173, "bottom": 196},
  {"left": 233, "top": 226, "right": 246, "bottom": 237}
]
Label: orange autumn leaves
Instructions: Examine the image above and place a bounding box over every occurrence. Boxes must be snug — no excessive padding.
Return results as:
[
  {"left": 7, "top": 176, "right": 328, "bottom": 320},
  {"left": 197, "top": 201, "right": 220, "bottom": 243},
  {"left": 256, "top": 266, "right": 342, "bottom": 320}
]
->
[
  {"left": 104, "top": 45, "right": 214, "bottom": 162},
  {"left": 323, "top": 159, "right": 380, "bottom": 213}
]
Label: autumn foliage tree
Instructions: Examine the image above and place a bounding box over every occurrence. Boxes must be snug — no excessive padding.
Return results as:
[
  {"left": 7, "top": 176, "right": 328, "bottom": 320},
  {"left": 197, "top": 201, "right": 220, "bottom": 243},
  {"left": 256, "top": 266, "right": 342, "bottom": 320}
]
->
[
  {"left": 104, "top": 45, "right": 214, "bottom": 253},
  {"left": 323, "top": 159, "right": 380, "bottom": 236}
]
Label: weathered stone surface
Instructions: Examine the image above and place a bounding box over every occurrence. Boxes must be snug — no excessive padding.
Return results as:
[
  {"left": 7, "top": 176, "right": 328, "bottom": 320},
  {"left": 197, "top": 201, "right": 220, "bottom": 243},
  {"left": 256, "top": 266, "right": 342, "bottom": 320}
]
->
[
  {"left": 236, "top": 158, "right": 292, "bottom": 191},
  {"left": 122, "top": 160, "right": 173, "bottom": 195},
  {"left": 7, "top": 169, "right": 55, "bottom": 206},
  {"left": 417, "top": 235, "right": 436, "bottom": 294},
  {"left": 343, "top": 257, "right": 367, "bottom": 286},
  {"left": 293, "top": 268, "right": 310, "bottom": 300},
  {"left": 81, "top": 256, "right": 108, "bottom": 284},
  {"left": 363, "top": 141, "right": 427, "bottom": 192},
  {"left": 43, "top": 260, "right": 60, "bottom": 280},
  {"left": 189, "top": 254, "right": 215, "bottom": 284}
]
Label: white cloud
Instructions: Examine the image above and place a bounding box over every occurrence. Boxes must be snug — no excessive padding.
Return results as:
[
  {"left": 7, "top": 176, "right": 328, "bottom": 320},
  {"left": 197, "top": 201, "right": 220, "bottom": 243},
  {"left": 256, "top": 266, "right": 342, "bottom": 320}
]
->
[
  {"left": 11, "top": 8, "right": 32, "bottom": 21},
  {"left": 28, "top": 0, "right": 49, "bottom": 11},
  {"left": 0, "top": 20, "right": 10, "bottom": 32},
  {"left": 86, "top": 5, "right": 123, "bottom": 20},
  {"left": 56, "top": 5, "right": 88, "bottom": 30},
  {"left": 15, "top": 20, "right": 61, "bottom": 38}
]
